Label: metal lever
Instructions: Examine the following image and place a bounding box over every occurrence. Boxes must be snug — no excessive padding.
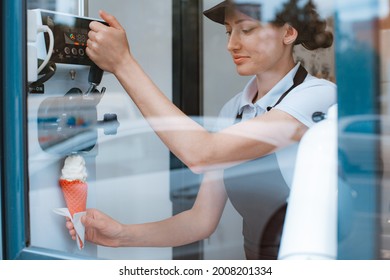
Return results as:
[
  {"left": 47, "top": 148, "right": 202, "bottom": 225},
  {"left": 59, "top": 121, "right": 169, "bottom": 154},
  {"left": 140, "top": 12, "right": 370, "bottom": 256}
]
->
[{"left": 85, "top": 64, "right": 104, "bottom": 95}]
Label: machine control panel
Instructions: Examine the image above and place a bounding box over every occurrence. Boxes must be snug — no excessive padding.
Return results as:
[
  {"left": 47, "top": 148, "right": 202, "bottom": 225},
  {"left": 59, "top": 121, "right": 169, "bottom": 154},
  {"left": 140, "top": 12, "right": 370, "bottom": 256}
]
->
[{"left": 40, "top": 10, "right": 106, "bottom": 66}]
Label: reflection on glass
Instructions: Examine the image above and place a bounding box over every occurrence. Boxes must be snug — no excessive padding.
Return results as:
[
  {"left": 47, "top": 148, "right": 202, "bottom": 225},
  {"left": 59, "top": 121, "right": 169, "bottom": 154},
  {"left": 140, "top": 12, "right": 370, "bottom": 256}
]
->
[
  {"left": 336, "top": 0, "right": 390, "bottom": 260},
  {"left": 27, "top": 0, "right": 79, "bottom": 15},
  {"left": 26, "top": 0, "right": 342, "bottom": 260}
]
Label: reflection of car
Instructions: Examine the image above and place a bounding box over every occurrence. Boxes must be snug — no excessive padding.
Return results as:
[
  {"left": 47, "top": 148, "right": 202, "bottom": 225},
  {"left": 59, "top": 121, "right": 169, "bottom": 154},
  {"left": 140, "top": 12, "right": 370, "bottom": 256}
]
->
[
  {"left": 338, "top": 114, "right": 384, "bottom": 173},
  {"left": 334, "top": 111, "right": 386, "bottom": 260}
]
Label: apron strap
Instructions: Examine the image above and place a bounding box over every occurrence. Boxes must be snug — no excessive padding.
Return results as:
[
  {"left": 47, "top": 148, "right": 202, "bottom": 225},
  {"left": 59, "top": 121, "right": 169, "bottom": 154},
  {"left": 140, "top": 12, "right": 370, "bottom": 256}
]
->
[
  {"left": 236, "top": 65, "right": 308, "bottom": 119},
  {"left": 267, "top": 64, "right": 308, "bottom": 111}
]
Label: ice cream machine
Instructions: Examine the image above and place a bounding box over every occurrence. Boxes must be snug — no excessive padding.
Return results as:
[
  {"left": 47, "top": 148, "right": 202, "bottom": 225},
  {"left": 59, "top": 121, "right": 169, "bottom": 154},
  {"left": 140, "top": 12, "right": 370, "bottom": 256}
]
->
[
  {"left": 28, "top": 9, "right": 119, "bottom": 155},
  {"left": 27, "top": 9, "right": 119, "bottom": 255}
]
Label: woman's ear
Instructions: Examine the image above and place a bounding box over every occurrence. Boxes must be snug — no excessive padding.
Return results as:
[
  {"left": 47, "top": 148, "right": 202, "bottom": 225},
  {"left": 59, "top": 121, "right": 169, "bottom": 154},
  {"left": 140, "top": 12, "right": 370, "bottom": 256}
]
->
[{"left": 284, "top": 24, "right": 298, "bottom": 45}]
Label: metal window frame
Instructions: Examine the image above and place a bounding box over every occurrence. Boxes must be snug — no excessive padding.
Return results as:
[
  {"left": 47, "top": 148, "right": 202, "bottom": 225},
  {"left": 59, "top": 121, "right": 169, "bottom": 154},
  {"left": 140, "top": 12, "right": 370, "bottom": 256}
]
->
[
  {"left": 170, "top": 0, "right": 204, "bottom": 260},
  {"left": 2, "top": 0, "right": 29, "bottom": 260}
]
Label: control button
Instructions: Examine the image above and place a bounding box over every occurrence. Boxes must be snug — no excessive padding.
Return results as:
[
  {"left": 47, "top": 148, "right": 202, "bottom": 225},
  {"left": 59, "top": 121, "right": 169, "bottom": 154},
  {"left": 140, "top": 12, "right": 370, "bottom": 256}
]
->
[
  {"left": 64, "top": 47, "right": 71, "bottom": 55},
  {"left": 78, "top": 49, "right": 85, "bottom": 56},
  {"left": 71, "top": 48, "right": 78, "bottom": 55}
]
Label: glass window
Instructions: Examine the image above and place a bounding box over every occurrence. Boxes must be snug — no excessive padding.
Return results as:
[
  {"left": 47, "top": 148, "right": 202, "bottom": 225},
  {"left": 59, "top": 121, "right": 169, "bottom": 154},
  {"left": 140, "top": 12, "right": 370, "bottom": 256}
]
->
[
  {"left": 27, "top": 0, "right": 173, "bottom": 259},
  {"left": 22, "top": 0, "right": 389, "bottom": 261}
]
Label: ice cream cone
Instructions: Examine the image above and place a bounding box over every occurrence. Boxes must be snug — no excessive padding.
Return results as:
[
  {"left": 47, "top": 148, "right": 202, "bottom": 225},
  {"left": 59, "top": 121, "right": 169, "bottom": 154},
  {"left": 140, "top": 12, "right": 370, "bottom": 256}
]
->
[
  {"left": 57, "top": 154, "right": 88, "bottom": 249},
  {"left": 59, "top": 179, "right": 88, "bottom": 218}
]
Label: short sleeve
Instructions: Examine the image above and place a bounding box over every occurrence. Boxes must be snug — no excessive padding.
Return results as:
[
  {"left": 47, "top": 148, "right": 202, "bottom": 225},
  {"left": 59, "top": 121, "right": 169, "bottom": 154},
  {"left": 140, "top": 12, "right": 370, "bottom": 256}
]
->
[{"left": 274, "top": 77, "right": 337, "bottom": 127}]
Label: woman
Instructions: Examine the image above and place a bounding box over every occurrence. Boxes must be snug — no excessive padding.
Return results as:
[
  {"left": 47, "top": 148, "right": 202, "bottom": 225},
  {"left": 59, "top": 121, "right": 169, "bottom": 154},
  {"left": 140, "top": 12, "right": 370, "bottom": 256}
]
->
[{"left": 67, "top": 0, "right": 336, "bottom": 259}]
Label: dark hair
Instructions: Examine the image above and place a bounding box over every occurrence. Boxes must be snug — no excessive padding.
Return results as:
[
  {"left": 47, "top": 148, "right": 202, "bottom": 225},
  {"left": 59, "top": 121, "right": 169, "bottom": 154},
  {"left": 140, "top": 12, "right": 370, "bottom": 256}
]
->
[
  {"left": 272, "top": 0, "right": 333, "bottom": 50},
  {"left": 204, "top": 0, "right": 333, "bottom": 51}
]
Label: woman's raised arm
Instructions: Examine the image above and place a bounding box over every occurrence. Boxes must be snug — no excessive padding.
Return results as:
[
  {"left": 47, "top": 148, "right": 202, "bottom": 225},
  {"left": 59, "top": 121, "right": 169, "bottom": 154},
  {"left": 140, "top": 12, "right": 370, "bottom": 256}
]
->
[{"left": 86, "top": 11, "right": 305, "bottom": 173}]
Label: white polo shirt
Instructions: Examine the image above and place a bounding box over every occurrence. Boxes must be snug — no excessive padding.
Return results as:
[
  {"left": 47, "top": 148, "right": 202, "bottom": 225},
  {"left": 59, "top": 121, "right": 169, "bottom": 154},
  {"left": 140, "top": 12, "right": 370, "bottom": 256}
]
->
[{"left": 214, "top": 63, "right": 337, "bottom": 188}]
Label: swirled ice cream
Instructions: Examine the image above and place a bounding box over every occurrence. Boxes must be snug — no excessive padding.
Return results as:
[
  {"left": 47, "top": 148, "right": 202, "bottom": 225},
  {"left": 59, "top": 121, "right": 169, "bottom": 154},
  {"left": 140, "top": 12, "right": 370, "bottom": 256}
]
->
[{"left": 60, "top": 154, "right": 87, "bottom": 182}]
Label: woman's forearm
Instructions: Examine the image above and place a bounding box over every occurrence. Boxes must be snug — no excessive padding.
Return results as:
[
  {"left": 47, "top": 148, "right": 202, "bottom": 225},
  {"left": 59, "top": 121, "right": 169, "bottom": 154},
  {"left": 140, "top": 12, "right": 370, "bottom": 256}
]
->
[
  {"left": 117, "top": 171, "right": 227, "bottom": 247},
  {"left": 118, "top": 210, "right": 212, "bottom": 247},
  {"left": 114, "top": 57, "right": 219, "bottom": 171}
]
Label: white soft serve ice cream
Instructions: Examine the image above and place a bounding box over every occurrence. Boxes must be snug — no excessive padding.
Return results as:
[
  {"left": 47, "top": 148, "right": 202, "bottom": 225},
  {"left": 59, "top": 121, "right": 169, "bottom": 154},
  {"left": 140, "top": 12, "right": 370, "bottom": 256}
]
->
[{"left": 61, "top": 154, "right": 87, "bottom": 181}]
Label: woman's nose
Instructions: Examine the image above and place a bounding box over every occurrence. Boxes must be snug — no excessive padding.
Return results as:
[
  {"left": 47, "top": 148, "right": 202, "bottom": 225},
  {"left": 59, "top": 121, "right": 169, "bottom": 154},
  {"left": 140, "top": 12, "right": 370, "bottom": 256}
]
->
[{"left": 227, "top": 32, "right": 240, "bottom": 52}]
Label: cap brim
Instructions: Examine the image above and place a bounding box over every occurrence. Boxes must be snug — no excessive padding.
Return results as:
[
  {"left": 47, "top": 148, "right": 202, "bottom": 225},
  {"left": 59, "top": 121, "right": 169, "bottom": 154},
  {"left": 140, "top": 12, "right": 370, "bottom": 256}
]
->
[
  {"left": 203, "top": 1, "right": 263, "bottom": 25},
  {"left": 203, "top": 1, "right": 229, "bottom": 25}
]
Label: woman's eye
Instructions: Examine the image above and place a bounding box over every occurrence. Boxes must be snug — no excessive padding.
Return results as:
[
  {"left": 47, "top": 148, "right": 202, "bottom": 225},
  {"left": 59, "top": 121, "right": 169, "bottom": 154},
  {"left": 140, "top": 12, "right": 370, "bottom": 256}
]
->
[{"left": 242, "top": 28, "right": 254, "bottom": 34}]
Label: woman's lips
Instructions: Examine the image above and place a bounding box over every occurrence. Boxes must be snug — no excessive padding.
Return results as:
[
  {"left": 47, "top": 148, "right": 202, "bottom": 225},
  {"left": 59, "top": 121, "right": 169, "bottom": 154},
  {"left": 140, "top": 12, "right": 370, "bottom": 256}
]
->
[{"left": 233, "top": 55, "right": 250, "bottom": 65}]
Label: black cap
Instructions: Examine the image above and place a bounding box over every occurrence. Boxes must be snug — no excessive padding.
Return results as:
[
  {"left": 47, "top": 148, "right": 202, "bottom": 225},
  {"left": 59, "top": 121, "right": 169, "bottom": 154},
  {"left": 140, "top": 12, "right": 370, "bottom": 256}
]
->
[
  {"left": 203, "top": 1, "right": 262, "bottom": 25},
  {"left": 203, "top": 1, "right": 229, "bottom": 24}
]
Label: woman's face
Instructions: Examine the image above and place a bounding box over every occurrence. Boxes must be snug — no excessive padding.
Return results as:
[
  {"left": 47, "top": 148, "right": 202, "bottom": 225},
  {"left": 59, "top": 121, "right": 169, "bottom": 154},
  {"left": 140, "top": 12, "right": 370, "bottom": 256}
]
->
[{"left": 224, "top": 10, "right": 290, "bottom": 76}]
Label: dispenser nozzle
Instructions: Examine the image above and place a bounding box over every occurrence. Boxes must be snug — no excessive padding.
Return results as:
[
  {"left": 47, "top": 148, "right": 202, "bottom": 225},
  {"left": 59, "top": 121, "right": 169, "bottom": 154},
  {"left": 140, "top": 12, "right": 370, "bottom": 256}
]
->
[{"left": 85, "top": 64, "right": 104, "bottom": 94}]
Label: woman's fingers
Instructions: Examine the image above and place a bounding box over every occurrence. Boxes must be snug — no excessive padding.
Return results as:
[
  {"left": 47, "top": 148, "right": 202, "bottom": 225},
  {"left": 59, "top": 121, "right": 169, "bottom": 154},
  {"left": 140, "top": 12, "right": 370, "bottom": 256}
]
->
[
  {"left": 65, "top": 219, "right": 77, "bottom": 240},
  {"left": 65, "top": 220, "right": 73, "bottom": 229},
  {"left": 99, "top": 10, "right": 124, "bottom": 30},
  {"left": 89, "top": 10, "right": 123, "bottom": 33}
]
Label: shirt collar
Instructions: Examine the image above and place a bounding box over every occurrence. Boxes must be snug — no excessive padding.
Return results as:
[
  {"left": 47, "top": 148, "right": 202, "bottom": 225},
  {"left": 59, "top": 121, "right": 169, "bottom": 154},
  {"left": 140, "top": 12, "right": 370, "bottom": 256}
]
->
[{"left": 238, "top": 63, "right": 301, "bottom": 114}]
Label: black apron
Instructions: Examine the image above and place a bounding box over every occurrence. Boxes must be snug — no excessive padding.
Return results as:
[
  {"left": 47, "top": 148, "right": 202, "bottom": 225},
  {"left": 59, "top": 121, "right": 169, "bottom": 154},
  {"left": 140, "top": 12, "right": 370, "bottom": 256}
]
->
[{"left": 224, "top": 65, "right": 307, "bottom": 260}]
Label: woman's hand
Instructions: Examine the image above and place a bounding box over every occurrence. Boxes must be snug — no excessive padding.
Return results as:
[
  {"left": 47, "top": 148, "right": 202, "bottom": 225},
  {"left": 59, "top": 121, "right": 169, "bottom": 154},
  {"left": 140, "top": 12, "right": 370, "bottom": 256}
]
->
[
  {"left": 87, "top": 10, "right": 132, "bottom": 75},
  {"left": 66, "top": 208, "right": 124, "bottom": 247}
]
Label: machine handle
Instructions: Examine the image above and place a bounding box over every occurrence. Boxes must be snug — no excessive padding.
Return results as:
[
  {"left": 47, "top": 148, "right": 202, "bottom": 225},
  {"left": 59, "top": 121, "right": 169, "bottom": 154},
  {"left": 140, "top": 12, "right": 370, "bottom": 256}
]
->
[
  {"left": 88, "top": 64, "right": 104, "bottom": 86},
  {"left": 85, "top": 64, "right": 104, "bottom": 94}
]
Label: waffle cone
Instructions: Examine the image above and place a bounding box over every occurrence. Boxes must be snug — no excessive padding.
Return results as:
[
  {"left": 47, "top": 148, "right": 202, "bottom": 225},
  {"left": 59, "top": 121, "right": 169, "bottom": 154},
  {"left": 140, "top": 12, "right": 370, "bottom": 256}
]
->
[{"left": 59, "top": 179, "right": 88, "bottom": 218}]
